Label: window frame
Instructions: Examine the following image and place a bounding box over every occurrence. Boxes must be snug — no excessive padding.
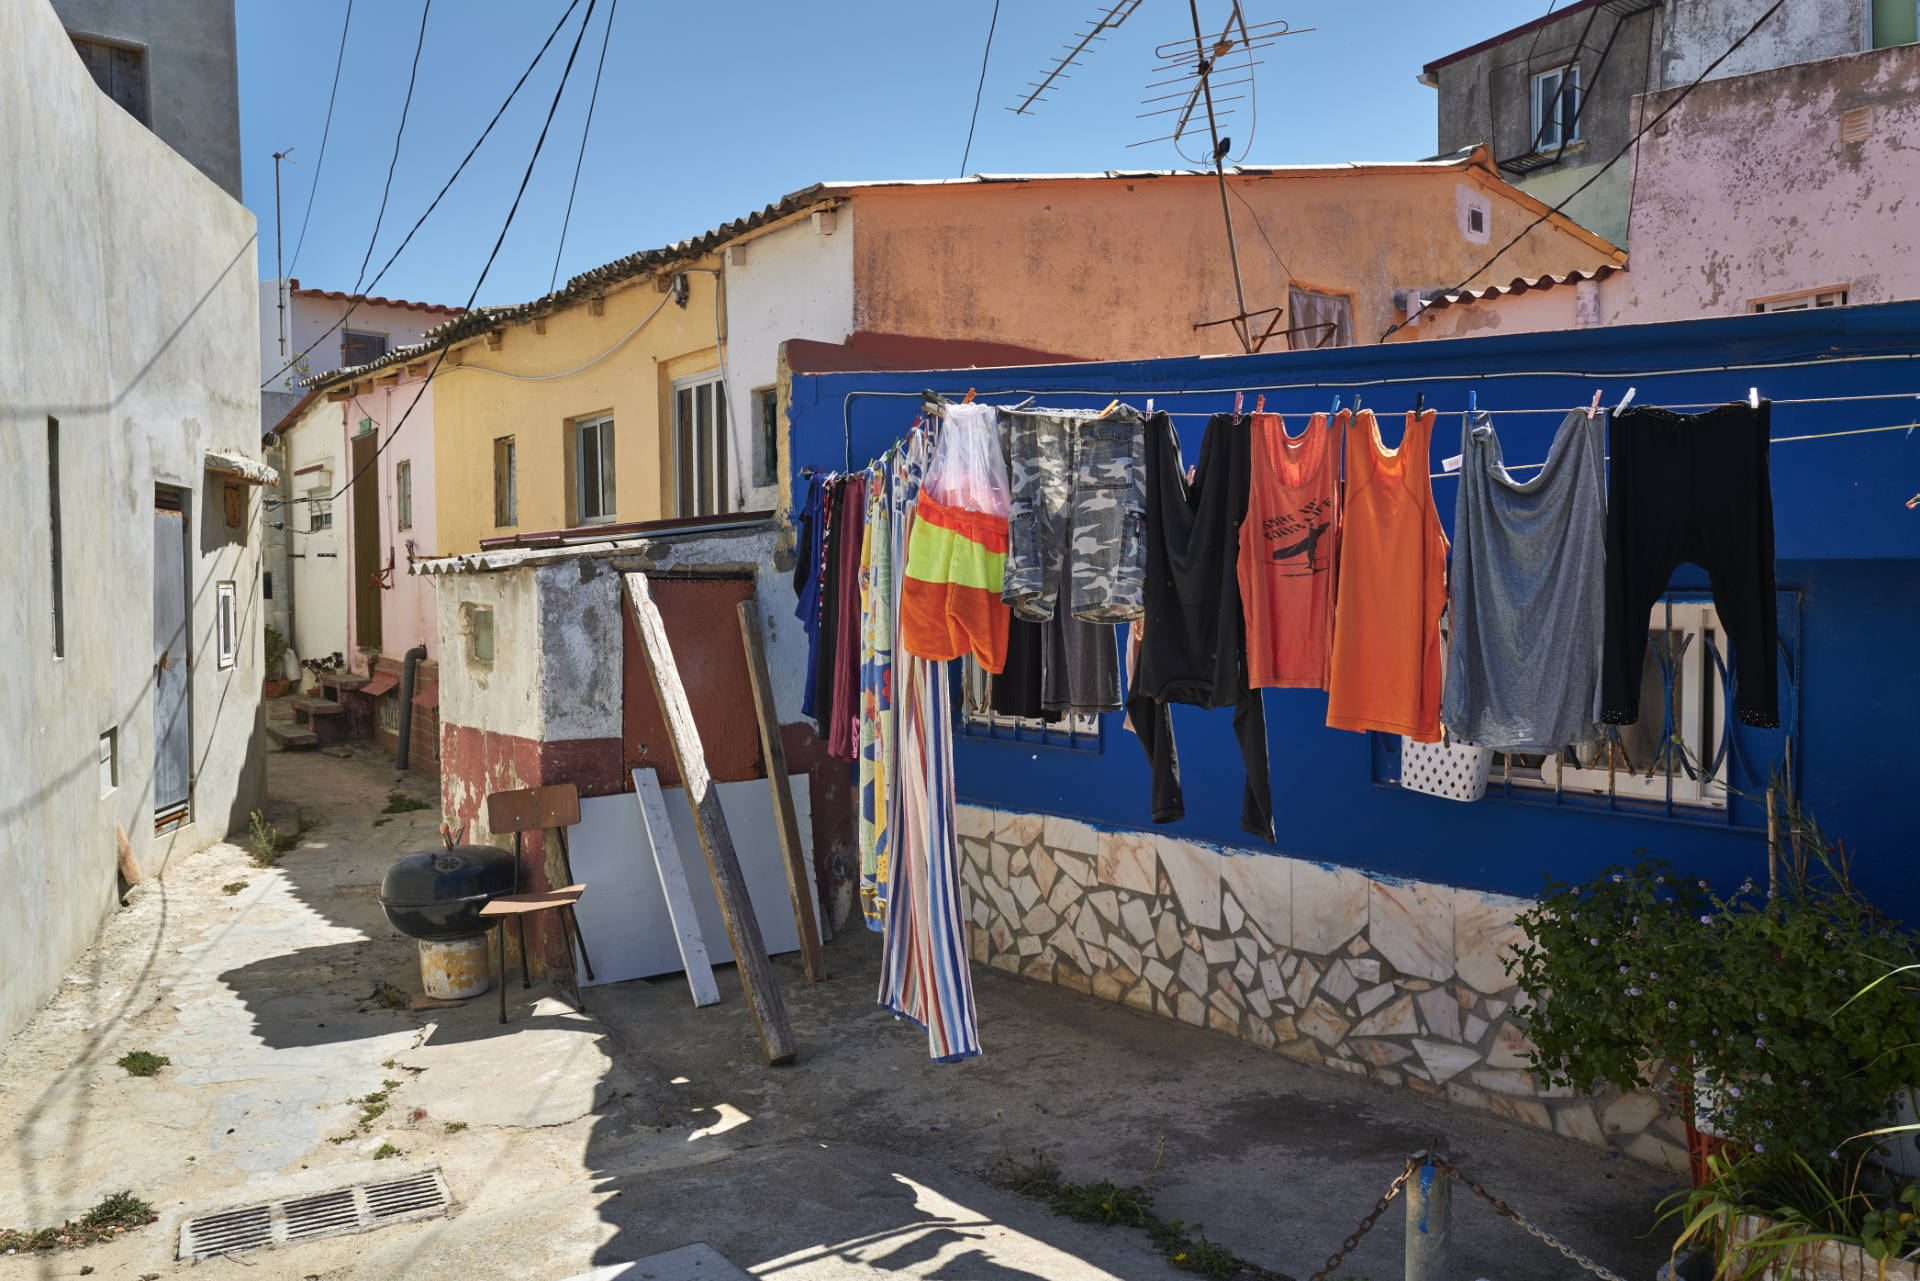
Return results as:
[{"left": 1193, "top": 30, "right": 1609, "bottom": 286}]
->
[
  {"left": 462, "top": 603, "right": 496, "bottom": 664},
  {"left": 341, "top": 330, "right": 389, "bottom": 369},
  {"left": 493, "top": 436, "right": 518, "bottom": 528},
  {"left": 672, "top": 373, "right": 730, "bottom": 517},
  {"left": 396, "top": 458, "right": 413, "bottom": 531},
  {"left": 1751, "top": 287, "right": 1851, "bottom": 314},
  {"left": 1530, "top": 62, "right": 1582, "bottom": 152},
  {"left": 306, "top": 486, "right": 333, "bottom": 532},
  {"left": 753, "top": 385, "right": 780, "bottom": 489},
  {"left": 956, "top": 655, "right": 1104, "bottom": 752},
  {"left": 215, "top": 581, "right": 237, "bottom": 671},
  {"left": 573, "top": 413, "right": 617, "bottom": 525},
  {"left": 69, "top": 33, "right": 149, "bottom": 126},
  {"left": 1285, "top": 284, "right": 1355, "bottom": 350}
]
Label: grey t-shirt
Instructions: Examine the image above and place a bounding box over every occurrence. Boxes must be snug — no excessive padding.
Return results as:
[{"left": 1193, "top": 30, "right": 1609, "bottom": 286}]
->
[{"left": 1441, "top": 409, "right": 1606, "bottom": 753}]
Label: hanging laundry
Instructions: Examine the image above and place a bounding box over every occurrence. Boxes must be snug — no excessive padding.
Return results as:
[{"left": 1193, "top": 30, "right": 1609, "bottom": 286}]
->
[
  {"left": 988, "top": 618, "right": 1058, "bottom": 721},
  {"left": 1326, "top": 409, "right": 1449, "bottom": 742},
  {"left": 1239, "top": 410, "right": 1343, "bottom": 690},
  {"left": 810, "top": 476, "right": 843, "bottom": 733},
  {"left": 1126, "top": 411, "right": 1275, "bottom": 842},
  {"left": 1041, "top": 576, "right": 1121, "bottom": 715},
  {"left": 901, "top": 403, "right": 1012, "bottom": 671},
  {"left": 1602, "top": 401, "right": 1779, "bottom": 729},
  {"left": 858, "top": 466, "right": 895, "bottom": 930},
  {"left": 1442, "top": 409, "right": 1606, "bottom": 752},
  {"left": 827, "top": 475, "right": 868, "bottom": 761},
  {"left": 794, "top": 473, "right": 830, "bottom": 722}
]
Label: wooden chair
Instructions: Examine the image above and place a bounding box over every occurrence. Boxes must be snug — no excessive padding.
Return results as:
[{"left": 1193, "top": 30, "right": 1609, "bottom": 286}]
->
[{"left": 482, "top": 783, "right": 595, "bottom": 1024}]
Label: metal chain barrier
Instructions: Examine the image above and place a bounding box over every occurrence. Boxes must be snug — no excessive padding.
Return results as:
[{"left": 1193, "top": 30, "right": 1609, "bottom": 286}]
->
[
  {"left": 1308, "top": 1152, "right": 1630, "bottom": 1281},
  {"left": 1430, "top": 1157, "right": 1632, "bottom": 1281},
  {"left": 1307, "top": 1157, "right": 1418, "bottom": 1281}
]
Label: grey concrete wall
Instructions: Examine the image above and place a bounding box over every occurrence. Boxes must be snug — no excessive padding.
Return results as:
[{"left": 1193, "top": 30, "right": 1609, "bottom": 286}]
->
[
  {"left": 48, "top": 0, "right": 242, "bottom": 199},
  {"left": 1661, "top": 0, "right": 1868, "bottom": 87},
  {"left": 0, "top": 0, "right": 263, "bottom": 1044}
]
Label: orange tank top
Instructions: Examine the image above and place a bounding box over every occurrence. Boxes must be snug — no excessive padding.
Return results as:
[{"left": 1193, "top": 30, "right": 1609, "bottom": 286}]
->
[
  {"left": 1237, "top": 411, "right": 1343, "bottom": 689},
  {"left": 1325, "top": 409, "right": 1449, "bottom": 741}
]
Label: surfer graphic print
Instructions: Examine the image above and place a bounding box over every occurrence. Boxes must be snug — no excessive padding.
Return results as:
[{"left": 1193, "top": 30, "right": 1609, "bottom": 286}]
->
[{"left": 1238, "top": 410, "right": 1344, "bottom": 690}]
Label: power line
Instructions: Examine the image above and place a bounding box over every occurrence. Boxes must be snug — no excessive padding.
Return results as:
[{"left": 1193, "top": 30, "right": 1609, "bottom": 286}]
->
[
  {"left": 960, "top": 0, "right": 1001, "bottom": 175},
  {"left": 259, "top": 0, "right": 585, "bottom": 391},
  {"left": 550, "top": 0, "right": 619, "bottom": 293},
  {"left": 285, "top": 0, "right": 352, "bottom": 280},
  {"left": 327, "top": 0, "right": 602, "bottom": 507},
  {"left": 1379, "top": 0, "right": 1784, "bottom": 343},
  {"left": 350, "top": 0, "right": 432, "bottom": 295}
]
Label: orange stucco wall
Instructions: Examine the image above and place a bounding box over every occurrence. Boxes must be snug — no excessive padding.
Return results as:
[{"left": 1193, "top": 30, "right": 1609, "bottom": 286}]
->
[{"left": 848, "top": 169, "right": 1623, "bottom": 358}]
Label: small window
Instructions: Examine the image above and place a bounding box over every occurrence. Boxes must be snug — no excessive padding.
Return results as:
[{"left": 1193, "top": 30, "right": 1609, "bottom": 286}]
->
[
  {"left": 493, "top": 436, "right": 518, "bottom": 527},
  {"left": 673, "top": 375, "right": 729, "bottom": 517},
  {"left": 377, "top": 692, "right": 402, "bottom": 732},
  {"left": 574, "top": 414, "right": 617, "bottom": 524},
  {"left": 307, "top": 487, "right": 333, "bottom": 531},
  {"left": 1531, "top": 64, "right": 1581, "bottom": 151},
  {"left": 224, "top": 483, "right": 244, "bottom": 528},
  {"left": 1468, "top": 207, "right": 1485, "bottom": 235},
  {"left": 264, "top": 570, "right": 274, "bottom": 600},
  {"left": 47, "top": 417, "right": 63, "bottom": 657},
  {"left": 754, "top": 387, "right": 780, "bottom": 489},
  {"left": 463, "top": 604, "right": 495, "bottom": 663},
  {"left": 958, "top": 656, "right": 1102, "bottom": 750},
  {"left": 71, "top": 35, "right": 148, "bottom": 125},
  {"left": 1286, "top": 286, "right": 1354, "bottom": 349},
  {"left": 342, "top": 331, "right": 388, "bottom": 368},
  {"left": 99, "top": 727, "right": 119, "bottom": 797},
  {"left": 216, "top": 582, "right": 237, "bottom": 670},
  {"left": 396, "top": 459, "right": 412, "bottom": 531},
  {"left": 1752, "top": 287, "right": 1850, "bottom": 313}
]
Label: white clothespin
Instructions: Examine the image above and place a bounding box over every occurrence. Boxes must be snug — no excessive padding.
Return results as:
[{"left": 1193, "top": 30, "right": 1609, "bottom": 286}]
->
[
  {"left": 1749, "top": 386, "right": 1761, "bottom": 409},
  {"left": 1588, "top": 389, "right": 1603, "bottom": 421},
  {"left": 1234, "top": 392, "right": 1244, "bottom": 416},
  {"left": 1616, "top": 386, "right": 1636, "bottom": 412},
  {"left": 1146, "top": 398, "right": 1154, "bottom": 412}
]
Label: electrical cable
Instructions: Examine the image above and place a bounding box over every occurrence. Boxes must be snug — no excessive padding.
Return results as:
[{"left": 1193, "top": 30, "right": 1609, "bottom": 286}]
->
[
  {"left": 350, "top": 0, "right": 432, "bottom": 295},
  {"left": 259, "top": 0, "right": 585, "bottom": 390},
  {"left": 428, "top": 290, "right": 671, "bottom": 381},
  {"left": 1379, "top": 0, "right": 1786, "bottom": 343},
  {"left": 326, "top": 0, "right": 601, "bottom": 506},
  {"left": 550, "top": 0, "right": 618, "bottom": 292},
  {"left": 285, "top": 0, "right": 352, "bottom": 281},
  {"left": 960, "top": 0, "right": 1000, "bottom": 175}
]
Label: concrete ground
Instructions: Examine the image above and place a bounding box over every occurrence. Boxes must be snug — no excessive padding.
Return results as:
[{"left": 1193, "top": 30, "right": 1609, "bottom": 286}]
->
[{"left": 0, "top": 736, "right": 1683, "bottom": 1281}]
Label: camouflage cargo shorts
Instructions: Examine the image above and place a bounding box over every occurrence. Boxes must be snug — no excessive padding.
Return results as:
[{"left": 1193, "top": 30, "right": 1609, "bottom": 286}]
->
[{"left": 1001, "top": 408, "right": 1146, "bottom": 624}]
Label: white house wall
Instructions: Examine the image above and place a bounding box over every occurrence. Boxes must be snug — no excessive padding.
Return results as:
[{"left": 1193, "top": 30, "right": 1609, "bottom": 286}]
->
[
  {"left": 0, "top": 0, "right": 264, "bottom": 1042},
  {"left": 721, "top": 207, "right": 855, "bottom": 513},
  {"left": 281, "top": 398, "right": 349, "bottom": 669}
]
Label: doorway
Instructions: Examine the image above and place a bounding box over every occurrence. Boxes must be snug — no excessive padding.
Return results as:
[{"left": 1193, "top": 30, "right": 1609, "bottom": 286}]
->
[
  {"left": 154, "top": 488, "right": 191, "bottom": 831},
  {"left": 351, "top": 428, "right": 383, "bottom": 651}
]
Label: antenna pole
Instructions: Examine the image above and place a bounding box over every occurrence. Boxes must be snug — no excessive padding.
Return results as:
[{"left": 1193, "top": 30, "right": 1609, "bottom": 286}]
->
[
  {"left": 272, "top": 146, "right": 294, "bottom": 360},
  {"left": 1188, "top": 0, "right": 1251, "bottom": 353}
]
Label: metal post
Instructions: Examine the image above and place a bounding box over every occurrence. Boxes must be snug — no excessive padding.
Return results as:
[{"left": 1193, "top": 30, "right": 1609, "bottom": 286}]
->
[
  {"left": 1405, "top": 1155, "right": 1452, "bottom": 1281},
  {"left": 271, "top": 147, "right": 294, "bottom": 360},
  {"left": 1185, "top": 0, "right": 1253, "bottom": 353}
]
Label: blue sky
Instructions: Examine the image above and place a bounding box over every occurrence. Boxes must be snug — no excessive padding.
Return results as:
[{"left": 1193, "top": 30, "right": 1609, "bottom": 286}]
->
[{"left": 237, "top": 1, "right": 1549, "bottom": 310}]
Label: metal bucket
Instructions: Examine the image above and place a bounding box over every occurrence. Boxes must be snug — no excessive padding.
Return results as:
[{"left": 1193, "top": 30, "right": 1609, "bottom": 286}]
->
[{"left": 418, "top": 934, "right": 490, "bottom": 1000}]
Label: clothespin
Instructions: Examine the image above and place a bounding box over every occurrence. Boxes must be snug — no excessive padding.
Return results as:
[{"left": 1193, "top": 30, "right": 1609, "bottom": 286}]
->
[
  {"left": 1234, "top": 392, "right": 1244, "bottom": 416},
  {"left": 1906, "top": 492, "right": 1920, "bottom": 510},
  {"left": 1616, "top": 386, "right": 1636, "bottom": 412},
  {"left": 1749, "top": 386, "right": 1761, "bottom": 409},
  {"left": 1414, "top": 391, "right": 1424, "bottom": 413},
  {"left": 1147, "top": 397, "right": 1155, "bottom": 412},
  {"left": 1468, "top": 391, "right": 1477, "bottom": 416},
  {"left": 963, "top": 388, "right": 976, "bottom": 404},
  {"left": 1588, "top": 389, "right": 1603, "bottom": 421},
  {"left": 1096, "top": 398, "right": 1120, "bottom": 419},
  {"left": 1353, "top": 395, "right": 1363, "bottom": 414},
  {"left": 1330, "top": 395, "right": 1341, "bottom": 414},
  {"left": 1255, "top": 394, "right": 1265, "bottom": 413}
]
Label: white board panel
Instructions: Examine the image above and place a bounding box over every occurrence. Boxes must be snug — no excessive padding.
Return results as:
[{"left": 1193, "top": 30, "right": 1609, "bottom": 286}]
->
[
  {"left": 567, "top": 776, "right": 817, "bottom": 987},
  {"left": 632, "top": 768, "right": 720, "bottom": 1006}
]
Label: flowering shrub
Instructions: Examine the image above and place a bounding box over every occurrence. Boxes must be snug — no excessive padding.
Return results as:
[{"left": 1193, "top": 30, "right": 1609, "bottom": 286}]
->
[{"left": 1505, "top": 849, "right": 1920, "bottom": 1160}]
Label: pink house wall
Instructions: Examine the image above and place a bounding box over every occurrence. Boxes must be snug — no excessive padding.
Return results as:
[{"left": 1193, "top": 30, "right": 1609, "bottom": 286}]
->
[{"left": 343, "top": 374, "right": 438, "bottom": 665}]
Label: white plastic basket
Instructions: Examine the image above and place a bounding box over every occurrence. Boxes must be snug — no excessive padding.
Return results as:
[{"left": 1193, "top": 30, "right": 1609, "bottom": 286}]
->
[{"left": 1400, "top": 730, "right": 1493, "bottom": 803}]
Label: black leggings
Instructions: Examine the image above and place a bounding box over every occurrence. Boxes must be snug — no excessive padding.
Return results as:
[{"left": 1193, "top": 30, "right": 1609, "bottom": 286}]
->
[
  {"left": 1602, "top": 403, "right": 1778, "bottom": 730},
  {"left": 1126, "top": 689, "right": 1275, "bottom": 842}
]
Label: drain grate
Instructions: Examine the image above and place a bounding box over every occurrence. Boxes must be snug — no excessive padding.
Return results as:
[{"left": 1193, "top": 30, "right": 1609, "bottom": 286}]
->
[{"left": 178, "top": 1169, "right": 451, "bottom": 1259}]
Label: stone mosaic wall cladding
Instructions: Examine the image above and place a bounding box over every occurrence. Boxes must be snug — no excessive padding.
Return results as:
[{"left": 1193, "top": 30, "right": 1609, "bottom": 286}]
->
[{"left": 956, "top": 805, "right": 1690, "bottom": 1175}]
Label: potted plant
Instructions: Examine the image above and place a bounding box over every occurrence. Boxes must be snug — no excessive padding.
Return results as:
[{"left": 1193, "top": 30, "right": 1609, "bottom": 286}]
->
[{"left": 262, "top": 626, "right": 290, "bottom": 698}]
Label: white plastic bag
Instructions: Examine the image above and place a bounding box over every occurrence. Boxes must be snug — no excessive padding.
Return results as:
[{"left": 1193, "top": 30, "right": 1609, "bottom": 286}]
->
[{"left": 924, "top": 403, "right": 1010, "bottom": 518}]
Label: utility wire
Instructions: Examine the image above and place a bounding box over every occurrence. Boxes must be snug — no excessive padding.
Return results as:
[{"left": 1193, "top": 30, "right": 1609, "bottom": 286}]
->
[
  {"left": 327, "top": 0, "right": 601, "bottom": 506},
  {"left": 260, "top": 0, "right": 585, "bottom": 390},
  {"left": 1379, "top": 0, "right": 1784, "bottom": 343},
  {"left": 550, "top": 0, "right": 618, "bottom": 292},
  {"left": 285, "top": 0, "right": 352, "bottom": 280},
  {"left": 960, "top": 0, "right": 1001, "bottom": 175},
  {"left": 350, "top": 0, "right": 432, "bottom": 295}
]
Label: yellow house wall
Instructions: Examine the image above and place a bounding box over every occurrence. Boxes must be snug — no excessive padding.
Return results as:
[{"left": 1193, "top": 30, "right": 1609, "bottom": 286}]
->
[
  {"left": 432, "top": 261, "right": 723, "bottom": 554},
  {"left": 849, "top": 170, "right": 1623, "bottom": 358}
]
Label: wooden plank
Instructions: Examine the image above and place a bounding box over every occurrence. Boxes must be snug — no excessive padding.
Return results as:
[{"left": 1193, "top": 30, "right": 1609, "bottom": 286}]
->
[
  {"left": 736, "top": 599, "right": 826, "bottom": 982},
  {"left": 631, "top": 768, "right": 721, "bottom": 1007},
  {"left": 623, "top": 572, "right": 796, "bottom": 1065},
  {"left": 480, "top": 885, "right": 585, "bottom": 915}
]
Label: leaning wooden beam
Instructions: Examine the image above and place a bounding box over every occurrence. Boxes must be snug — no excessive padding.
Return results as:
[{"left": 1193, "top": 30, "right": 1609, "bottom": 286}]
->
[
  {"left": 737, "top": 599, "right": 827, "bottom": 983},
  {"left": 622, "top": 573, "right": 797, "bottom": 1065}
]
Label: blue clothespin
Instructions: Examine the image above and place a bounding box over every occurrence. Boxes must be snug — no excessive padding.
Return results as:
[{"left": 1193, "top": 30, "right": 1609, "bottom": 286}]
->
[
  {"left": 1330, "top": 395, "right": 1341, "bottom": 414},
  {"left": 1468, "top": 391, "right": 1477, "bottom": 416}
]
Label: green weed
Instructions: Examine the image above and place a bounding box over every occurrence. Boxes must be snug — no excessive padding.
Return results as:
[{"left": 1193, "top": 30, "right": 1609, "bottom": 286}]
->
[
  {"left": 0, "top": 1190, "right": 156, "bottom": 1252},
  {"left": 444, "top": 1121, "right": 467, "bottom": 1133},
  {"left": 381, "top": 792, "right": 433, "bottom": 815},
  {"left": 373, "top": 1144, "right": 402, "bottom": 1160},
  {"left": 248, "top": 808, "right": 317, "bottom": 866},
  {"left": 115, "top": 1050, "right": 169, "bottom": 1077},
  {"left": 221, "top": 881, "right": 248, "bottom": 895}
]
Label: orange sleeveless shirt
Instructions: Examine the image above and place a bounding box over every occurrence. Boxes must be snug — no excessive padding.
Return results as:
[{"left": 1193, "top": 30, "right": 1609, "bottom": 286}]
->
[
  {"left": 1325, "top": 410, "right": 1449, "bottom": 741},
  {"left": 1237, "top": 411, "right": 1342, "bottom": 689}
]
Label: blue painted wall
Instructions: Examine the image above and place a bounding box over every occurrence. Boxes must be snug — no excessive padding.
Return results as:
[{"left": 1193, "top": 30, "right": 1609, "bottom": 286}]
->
[{"left": 787, "top": 303, "right": 1920, "bottom": 916}]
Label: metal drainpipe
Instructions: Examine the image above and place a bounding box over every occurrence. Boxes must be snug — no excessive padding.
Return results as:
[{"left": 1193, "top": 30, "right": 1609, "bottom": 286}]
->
[{"left": 396, "top": 645, "right": 428, "bottom": 769}]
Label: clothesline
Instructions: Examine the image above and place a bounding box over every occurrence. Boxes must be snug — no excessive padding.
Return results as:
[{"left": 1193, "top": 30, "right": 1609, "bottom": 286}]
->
[{"left": 1431, "top": 420, "right": 1920, "bottom": 480}]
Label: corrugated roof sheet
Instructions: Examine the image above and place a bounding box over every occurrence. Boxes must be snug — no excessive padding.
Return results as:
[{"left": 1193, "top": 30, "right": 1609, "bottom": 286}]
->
[{"left": 1418, "top": 263, "right": 1626, "bottom": 313}]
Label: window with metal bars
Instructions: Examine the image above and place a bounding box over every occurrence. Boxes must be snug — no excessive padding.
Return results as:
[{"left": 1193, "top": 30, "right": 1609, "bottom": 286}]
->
[{"left": 956, "top": 655, "right": 1103, "bottom": 751}]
